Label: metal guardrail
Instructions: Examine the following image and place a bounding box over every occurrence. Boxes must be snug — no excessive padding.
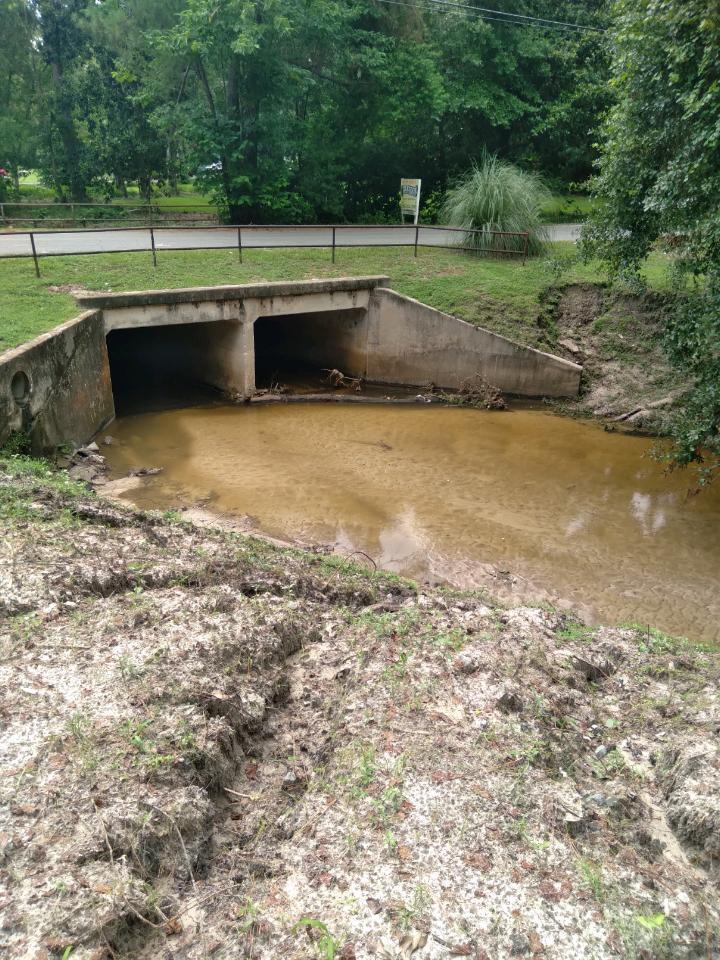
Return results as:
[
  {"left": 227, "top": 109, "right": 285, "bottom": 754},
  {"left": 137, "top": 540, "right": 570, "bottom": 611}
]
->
[
  {"left": 0, "top": 223, "right": 530, "bottom": 276},
  {"left": 0, "top": 199, "right": 217, "bottom": 228}
]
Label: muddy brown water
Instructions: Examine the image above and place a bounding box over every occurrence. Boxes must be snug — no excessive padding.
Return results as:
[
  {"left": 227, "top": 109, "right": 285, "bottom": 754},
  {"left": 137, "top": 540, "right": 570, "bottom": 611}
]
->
[{"left": 103, "top": 402, "right": 720, "bottom": 643}]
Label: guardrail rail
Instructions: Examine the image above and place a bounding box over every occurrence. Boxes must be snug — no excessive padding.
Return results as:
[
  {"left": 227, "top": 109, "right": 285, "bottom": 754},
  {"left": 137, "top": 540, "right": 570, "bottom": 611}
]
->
[{"left": 0, "top": 223, "right": 530, "bottom": 276}]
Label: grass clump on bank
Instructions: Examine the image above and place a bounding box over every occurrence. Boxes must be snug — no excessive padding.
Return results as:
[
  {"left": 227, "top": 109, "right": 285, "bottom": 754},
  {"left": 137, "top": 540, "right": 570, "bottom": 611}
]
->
[{"left": 441, "top": 154, "right": 550, "bottom": 256}]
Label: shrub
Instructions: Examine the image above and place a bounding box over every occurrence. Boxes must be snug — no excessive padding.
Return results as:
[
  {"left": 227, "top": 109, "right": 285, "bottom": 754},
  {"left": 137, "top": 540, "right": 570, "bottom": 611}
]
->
[{"left": 440, "top": 153, "right": 549, "bottom": 256}]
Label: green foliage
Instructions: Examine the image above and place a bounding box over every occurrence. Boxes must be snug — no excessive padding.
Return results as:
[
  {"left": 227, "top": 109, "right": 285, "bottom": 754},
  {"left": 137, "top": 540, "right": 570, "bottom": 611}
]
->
[
  {"left": 440, "top": 153, "right": 549, "bottom": 255},
  {"left": 582, "top": 0, "right": 720, "bottom": 483},
  {"left": 3, "top": 0, "right": 609, "bottom": 219},
  {"left": 292, "top": 917, "right": 340, "bottom": 959},
  {"left": 1, "top": 432, "right": 32, "bottom": 457}
]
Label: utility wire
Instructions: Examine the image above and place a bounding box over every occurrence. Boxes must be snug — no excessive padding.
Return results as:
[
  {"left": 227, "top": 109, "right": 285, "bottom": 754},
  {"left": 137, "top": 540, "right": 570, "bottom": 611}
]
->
[
  {"left": 425, "top": 0, "right": 604, "bottom": 30},
  {"left": 372, "top": 0, "right": 605, "bottom": 33}
]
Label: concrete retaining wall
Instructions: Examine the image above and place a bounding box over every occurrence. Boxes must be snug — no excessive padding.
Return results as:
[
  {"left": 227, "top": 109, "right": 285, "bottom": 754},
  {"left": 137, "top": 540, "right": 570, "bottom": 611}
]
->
[
  {"left": 366, "top": 288, "right": 581, "bottom": 397},
  {"left": 0, "top": 311, "right": 114, "bottom": 453},
  {"left": 0, "top": 276, "right": 581, "bottom": 452}
]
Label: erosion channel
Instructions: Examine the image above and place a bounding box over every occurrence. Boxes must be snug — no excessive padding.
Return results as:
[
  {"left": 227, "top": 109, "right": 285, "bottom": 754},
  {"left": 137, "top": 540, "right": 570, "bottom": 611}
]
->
[{"left": 102, "top": 401, "right": 720, "bottom": 644}]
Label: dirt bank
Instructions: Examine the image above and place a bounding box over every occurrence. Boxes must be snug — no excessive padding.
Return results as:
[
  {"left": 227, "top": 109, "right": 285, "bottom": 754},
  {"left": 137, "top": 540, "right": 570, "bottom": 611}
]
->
[
  {"left": 1, "top": 461, "right": 718, "bottom": 960},
  {"left": 537, "top": 284, "right": 690, "bottom": 434}
]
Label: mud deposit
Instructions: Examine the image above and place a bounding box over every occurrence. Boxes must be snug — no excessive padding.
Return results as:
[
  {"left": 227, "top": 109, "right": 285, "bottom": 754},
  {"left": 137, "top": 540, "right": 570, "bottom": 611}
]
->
[{"left": 104, "top": 403, "right": 720, "bottom": 643}]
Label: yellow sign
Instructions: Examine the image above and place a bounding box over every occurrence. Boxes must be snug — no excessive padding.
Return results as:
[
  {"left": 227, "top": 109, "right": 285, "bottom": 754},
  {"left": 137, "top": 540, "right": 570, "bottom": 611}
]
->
[{"left": 400, "top": 178, "right": 421, "bottom": 223}]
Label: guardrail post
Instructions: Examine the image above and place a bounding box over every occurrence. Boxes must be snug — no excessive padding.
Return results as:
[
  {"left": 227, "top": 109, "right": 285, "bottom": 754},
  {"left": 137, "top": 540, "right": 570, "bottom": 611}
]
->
[
  {"left": 149, "top": 227, "right": 157, "bottom": 267},
  {"left": 414, "top": 224, "right": 419, "bottom": 257},
  {"left": 0, "top": 202, "right": 4, "bottom": 224},
  {"left": 237, "top": 226, "right": 243, "bottom": 263},
  {"left": 523, "top": 232, "right": 528, "bottom": 265},
  {"left": 29, "top": 232, "right": 40, "bottom": 277},
  {"left": 332, "top": 225, "right": 336, "bottom": 263}
]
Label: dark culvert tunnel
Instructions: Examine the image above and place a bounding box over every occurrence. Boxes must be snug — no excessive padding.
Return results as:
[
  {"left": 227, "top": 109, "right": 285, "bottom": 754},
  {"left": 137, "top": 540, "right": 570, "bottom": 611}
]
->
[
  {"left": 106, "top": 322, "right": 224, "bottom": 416},
  {"left": 253, "top": 310, "right": 368, "bottom": 391}
]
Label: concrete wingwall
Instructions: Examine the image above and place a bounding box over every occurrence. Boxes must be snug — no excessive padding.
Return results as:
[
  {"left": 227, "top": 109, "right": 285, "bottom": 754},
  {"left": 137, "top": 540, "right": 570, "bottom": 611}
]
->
[
  {"left": 366, "top": 288, "right": 581, "bottom": 397},
  {"left": 0, "top": 311, "right": 114, "bottom": 453},
  {"left": 0, "top": 278, "right": 581, "bottom": 454}
]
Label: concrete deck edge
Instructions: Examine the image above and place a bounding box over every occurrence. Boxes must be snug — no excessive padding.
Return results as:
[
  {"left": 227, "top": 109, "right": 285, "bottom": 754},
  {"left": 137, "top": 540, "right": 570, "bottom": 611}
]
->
[{"left": 75, "top": 276, "right": 391, "bottom": 310}]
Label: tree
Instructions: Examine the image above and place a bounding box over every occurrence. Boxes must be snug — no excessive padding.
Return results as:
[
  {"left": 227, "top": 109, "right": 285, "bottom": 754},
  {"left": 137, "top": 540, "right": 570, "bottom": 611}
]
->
[
  {"left": 0, "top": 0, "right": 42, "bottom": 191},
  {"left": 582, "top": 0, "right": 720, "bottom": 484},
  {"left": 31, "top": 0, "right": 94, "bottom": 200}
]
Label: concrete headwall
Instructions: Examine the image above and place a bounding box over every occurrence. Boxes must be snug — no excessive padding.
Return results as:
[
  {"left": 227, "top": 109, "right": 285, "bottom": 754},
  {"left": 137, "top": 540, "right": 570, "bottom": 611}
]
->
[
  {"left": 0, "top": 276, "right": 581, "bottom": 454},
  {"left": 0, "top": 311, "right": 114, "bottom": 453},
  {"left": 366, "top": 288, "right": 581, "bottom": 397}
]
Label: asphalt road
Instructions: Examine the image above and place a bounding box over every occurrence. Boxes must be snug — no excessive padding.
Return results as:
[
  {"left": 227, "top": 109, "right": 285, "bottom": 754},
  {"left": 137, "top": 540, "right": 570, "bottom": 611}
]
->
[{"left": 0, "top": 223, "right": 581, "bottom": 259}]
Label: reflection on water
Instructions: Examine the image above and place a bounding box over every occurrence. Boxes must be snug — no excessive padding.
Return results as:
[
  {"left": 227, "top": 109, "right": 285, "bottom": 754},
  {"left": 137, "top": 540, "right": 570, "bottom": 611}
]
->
[{"left": 103, "top": 403, "right": 720, "bottom": 643}]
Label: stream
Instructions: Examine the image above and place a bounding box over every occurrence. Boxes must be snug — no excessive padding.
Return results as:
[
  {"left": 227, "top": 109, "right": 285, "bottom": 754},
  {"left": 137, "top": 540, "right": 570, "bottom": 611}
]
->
[{"left": 103, "top": 402, "right": 720, "bottom": 644}]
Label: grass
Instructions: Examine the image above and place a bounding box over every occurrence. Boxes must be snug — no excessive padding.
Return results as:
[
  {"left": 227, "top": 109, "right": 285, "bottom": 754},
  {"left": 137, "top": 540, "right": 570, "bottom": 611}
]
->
[
  {"left": 539, "top": 193, "right": 597, "bottom": 224},
  {"left": 441, "top": 154, "right": 550, "bottom": 255},
  {"left": 0, "top": 243, "right": 672, "bottom": 352}
]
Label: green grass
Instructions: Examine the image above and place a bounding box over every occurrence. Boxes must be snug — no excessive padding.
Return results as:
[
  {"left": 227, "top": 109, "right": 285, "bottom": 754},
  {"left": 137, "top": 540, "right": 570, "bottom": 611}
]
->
[
  {"left": 15, "top": 175, "right": 214, "bottom": 214},
  {"left": 539, "top": 193, "right": 598, "bottom": 224},
  {"left": 0, "top": 243, "right": 671, "bottom": 352}
]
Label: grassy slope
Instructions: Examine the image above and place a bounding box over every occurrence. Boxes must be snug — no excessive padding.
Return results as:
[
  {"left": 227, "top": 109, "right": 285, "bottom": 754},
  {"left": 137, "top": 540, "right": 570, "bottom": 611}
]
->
[{"left": 0, "top": 243, "right": 670, "bottom": 352}]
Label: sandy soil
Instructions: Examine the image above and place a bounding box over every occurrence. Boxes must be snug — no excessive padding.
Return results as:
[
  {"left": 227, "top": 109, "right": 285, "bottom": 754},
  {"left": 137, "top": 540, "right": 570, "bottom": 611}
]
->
[{"left": 1, "top": 464, "right": 718, "bottom": 960}]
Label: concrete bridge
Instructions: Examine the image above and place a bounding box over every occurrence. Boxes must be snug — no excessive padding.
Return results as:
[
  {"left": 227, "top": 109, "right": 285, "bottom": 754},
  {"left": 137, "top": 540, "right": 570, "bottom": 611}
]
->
[{"left": 0, "top": 276, "right": 581, "bottom": 451}]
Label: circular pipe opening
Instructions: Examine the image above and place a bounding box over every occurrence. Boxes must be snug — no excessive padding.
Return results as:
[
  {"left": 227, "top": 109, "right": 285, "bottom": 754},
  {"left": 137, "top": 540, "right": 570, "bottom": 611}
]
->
[{"left": 10, "top": 370, "right": 32, "bottom": 406}]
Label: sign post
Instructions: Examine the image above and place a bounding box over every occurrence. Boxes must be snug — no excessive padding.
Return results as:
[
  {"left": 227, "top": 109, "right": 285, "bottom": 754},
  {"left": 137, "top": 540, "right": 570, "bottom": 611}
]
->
[{"left": 400, "top": 178, "right": 421, "bottom": 225}]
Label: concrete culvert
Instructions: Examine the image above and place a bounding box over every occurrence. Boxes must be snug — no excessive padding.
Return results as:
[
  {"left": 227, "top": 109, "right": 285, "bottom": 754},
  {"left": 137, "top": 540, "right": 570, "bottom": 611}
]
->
[
  {"left": 105, "top": 322, "right": 226, "bottom": 415},
  {"left": 253, "top": 309, "right": 367, "bottom": 391}
]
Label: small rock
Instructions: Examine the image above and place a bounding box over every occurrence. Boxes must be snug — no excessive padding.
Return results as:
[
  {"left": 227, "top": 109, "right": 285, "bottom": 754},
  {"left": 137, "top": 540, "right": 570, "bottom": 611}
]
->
[
  {"left": 572, "top": 655, "right": 616, "bottom": 682},
  {"left": 588, "top": 792, "right": 608, "bottom": 806},
  {"left": 68, "top": 464, "right": 98, "bottom": 483},
  {"left": 128, "top": 466, "right": 163, "bottom": 477},
  {"left": 594, "top": 745, "right": 610, "bottom": 760},
  {"left": 103, "top": 435, "right": 115, "bottom": 446},
  {"left": 509, "top": 932, "right": 530, "bottom": 956},
  {"left": 282, "top": 769, "right": 306, "bottom": 793},
  {"left": 558, "top": 337, "right": 581, "bottom": 355},
  {"left": 453, "top": 653, "right": 482, "bottom": 675}
]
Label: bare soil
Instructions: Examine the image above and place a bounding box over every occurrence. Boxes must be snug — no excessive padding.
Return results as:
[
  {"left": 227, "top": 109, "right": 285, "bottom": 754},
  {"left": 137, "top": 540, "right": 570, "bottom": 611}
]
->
[
  {"left": 1, "top": 465, "right": 718, "bottom": 960},
  {"left": 539, "top": 284, "right": 690, "bottom": 433}
]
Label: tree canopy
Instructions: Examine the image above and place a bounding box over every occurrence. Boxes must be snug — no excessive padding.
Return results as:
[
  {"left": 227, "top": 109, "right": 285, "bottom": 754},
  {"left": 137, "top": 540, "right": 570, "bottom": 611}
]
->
[
  {"left": 0, "top": 0, "right": 609, "bottom": 218},
  {"left": 583, "top": 0, "right": 720, "bottom": 483}
]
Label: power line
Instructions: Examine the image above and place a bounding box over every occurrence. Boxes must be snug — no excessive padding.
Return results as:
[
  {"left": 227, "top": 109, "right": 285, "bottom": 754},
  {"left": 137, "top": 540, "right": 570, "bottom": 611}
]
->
[
  {"left": 426, "top": 0, "right": 604, "bottom": 31},
  {"left": 371, "top": 0, "right": 605, "bottom": 33}
]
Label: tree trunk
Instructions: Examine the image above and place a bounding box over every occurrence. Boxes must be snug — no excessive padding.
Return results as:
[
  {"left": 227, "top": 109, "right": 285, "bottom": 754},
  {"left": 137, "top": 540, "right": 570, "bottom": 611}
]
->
[
  {"left": 49, "top": 61, "right": 87, "bottom": 201},
  {"left": 138, "top": 174, "right": 152, "bottom": 202}
]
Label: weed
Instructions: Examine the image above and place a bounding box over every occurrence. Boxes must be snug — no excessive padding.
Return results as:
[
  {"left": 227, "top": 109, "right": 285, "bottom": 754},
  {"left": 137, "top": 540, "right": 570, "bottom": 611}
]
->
[
  {"left": 372, "top": 785, "right": 404, "bottom": 827},
  {"left": 118, "top": 654, "right": 142, "bottom": 681},
  {"left": 356, "top": 743, "right": 376, "bottom": 789},
  {"left": 292, "top": 917, "right": 340, "bottom": 959},
  {"left": 556, "top": 619, "right": 595, "bottom": 643},
  {"left": 236, "top": 898, "right": 260, "bottom": 934},
  {"left": 578, "top": 858, "right": 605, "bottom": 902}
]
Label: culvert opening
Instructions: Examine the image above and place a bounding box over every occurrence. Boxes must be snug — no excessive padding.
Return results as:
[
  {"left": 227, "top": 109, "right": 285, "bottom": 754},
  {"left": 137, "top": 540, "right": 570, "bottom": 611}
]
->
[
  {"left": 254, "top": 309, "right": 367, "bottom": 391},
  {"left": 10, "top": 370, "right": 32, "bottom": 406},
  {"left": 106, "top": 322, "right": 224, "bottom": 416}
]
